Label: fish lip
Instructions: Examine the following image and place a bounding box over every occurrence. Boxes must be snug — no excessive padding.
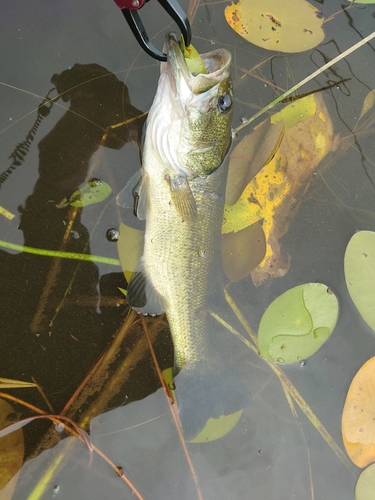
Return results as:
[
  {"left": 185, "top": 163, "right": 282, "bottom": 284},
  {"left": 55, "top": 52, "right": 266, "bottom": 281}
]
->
[
  {"left": 166, "top": 33, "right": 232, "bottom": 95},
  {"left": 166, "top": 32, "right": 190, "bottom": 89}
]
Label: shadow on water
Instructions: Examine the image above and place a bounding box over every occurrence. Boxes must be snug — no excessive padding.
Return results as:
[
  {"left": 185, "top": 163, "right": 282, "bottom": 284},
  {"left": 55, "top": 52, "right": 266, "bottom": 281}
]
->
[{"left": 0, "top": 62, "right": 153, "bottom": 454}]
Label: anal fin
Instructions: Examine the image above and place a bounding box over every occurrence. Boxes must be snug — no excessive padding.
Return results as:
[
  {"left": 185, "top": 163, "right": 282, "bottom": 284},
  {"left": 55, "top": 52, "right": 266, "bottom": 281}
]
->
[{"left": 127, "top": 263, "right": 166, "bottom": 316}]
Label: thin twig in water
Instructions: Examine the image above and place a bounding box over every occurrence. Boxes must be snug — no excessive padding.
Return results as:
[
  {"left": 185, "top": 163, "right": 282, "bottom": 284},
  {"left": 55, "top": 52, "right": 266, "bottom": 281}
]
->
[
  {"left": 234, "top": 31, "right": 375, "bottom": 134},
  {"left": 140, "top": 316, "right": 204, "bottom": 500}
]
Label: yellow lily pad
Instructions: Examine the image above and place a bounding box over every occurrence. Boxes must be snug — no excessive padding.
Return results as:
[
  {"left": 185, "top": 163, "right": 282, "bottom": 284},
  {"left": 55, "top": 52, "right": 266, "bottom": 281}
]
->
[
  {"left": 342, "top": 356, "right": 375, "bottom": 468},
  {"left": 117, "top": 223, "right": 144, "bottom": 283},
  {"left": 224, "top": 0, "right": 325, "bottom": 53}
]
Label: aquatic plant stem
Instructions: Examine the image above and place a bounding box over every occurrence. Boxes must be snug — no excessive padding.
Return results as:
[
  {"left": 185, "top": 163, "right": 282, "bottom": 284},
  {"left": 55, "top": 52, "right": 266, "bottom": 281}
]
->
[
  {"left": 234, "top": 30, "right": 375, "bottom": 134},
  {"left": 140, "top": 315, "right": 204, "bottom": 500},
  {"left": 0, "top": 238, "right": 120, "bottom": 266}
]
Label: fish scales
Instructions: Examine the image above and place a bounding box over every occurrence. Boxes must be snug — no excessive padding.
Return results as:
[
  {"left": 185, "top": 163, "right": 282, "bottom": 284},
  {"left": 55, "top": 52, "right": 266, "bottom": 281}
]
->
[{"left": 144, "top": 151, "right": 228, "bottom": 370}]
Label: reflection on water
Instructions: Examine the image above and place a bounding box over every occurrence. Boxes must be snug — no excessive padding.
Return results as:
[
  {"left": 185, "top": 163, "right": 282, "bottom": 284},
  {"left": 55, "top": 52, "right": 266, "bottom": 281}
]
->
[{"left": 1, "top": 0, "right": 375, "bottom": 498}]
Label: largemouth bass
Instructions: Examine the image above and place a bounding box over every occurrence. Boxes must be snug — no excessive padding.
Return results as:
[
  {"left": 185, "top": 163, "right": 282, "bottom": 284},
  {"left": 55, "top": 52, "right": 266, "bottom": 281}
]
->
[{"left": 118, "top": 34, "right": 247, "bottom": 438}]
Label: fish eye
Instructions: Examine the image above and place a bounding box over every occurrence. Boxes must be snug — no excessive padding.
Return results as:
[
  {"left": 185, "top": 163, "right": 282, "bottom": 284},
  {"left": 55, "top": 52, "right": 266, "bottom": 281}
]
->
[{"left": 218, "top": 93, "right": 232, "bottom": 113}]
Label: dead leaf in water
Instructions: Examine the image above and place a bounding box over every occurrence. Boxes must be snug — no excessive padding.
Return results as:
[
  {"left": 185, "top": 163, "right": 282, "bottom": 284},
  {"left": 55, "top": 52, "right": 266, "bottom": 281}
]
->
[
  {"left": 224, "top": 0, "right": 324, "bottom": 53},
  {"left": 359, "top": 90, "right": 375, "bottom": 121},
  {"left": 0, "top": 398, "right": 24, "bottom": 493},
  {"left": 224, "top": 93, "right": 335, "bottom": 285}
]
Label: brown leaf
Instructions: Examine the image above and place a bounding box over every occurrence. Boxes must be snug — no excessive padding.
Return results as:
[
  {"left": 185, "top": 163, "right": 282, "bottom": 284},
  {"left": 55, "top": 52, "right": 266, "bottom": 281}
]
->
[{"left": 0, "top": 398, "right": 24, "bottom": 493}]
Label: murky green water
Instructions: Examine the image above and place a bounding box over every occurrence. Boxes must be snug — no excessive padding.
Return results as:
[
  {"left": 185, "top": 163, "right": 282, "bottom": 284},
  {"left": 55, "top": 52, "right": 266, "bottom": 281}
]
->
[{"left": 1, "top": 0, "right": 375, "bottom": 498}]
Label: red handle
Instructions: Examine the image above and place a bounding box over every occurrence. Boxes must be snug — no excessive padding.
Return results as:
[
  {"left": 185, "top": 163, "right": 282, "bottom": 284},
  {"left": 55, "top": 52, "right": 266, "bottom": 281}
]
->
[{"left": 114, "top": 0, "right": 146, "bottom": 10}]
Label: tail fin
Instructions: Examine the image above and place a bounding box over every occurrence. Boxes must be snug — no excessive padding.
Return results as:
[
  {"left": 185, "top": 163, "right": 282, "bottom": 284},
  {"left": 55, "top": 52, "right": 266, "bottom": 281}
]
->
[{"left": 174, "top": 363, "right": 250, "bottom": 441}]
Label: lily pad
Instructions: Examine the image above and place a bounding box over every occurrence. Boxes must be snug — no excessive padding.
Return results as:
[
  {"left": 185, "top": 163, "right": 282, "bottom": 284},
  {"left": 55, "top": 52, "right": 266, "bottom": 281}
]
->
[
  {"left": 117, "top": 223, "right": 144, "bottom": 282},
  {"left": 222, "top": 222, "right": 266, "bottom": 282},
  {"left": 224, "top": 0, "right": 324, "bottom": 53},
  {"left": 344, "top": 231, "right": 375, "bottom": 331},
  {"left": 69, "top": 178, "right": 112, "bottom": 207},
  {"left": 0, "top": 398, "right": 24, "bottom": 492},
  {"left": 342, "top": 356, "right": 375, "bottom": 468},
  {"left": 190, "top": 410, "right": 243, "bottom": 443},
  {"left": 356, "top": 464, "right": 375, "bottom": 500},
  {"left": 258, "top": 283, "right": 338, "bottom": 363}
]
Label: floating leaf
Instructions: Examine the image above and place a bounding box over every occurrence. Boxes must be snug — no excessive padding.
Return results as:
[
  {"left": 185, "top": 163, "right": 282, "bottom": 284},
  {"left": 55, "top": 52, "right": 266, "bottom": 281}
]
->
[
  {"left": 222, "top": 222, "right": 266, "bottom": 282},
  {"left": 69, "top": 178, "right": 112, "bottom": 207},
  {"left": 225, "top": 119, "right": 284, "bottom": 206},
  {"left": 258, "top": 283, "right": 338, "bottom": 363},
  {"left": 0, "top": 398, "right": 24, "bottom": 492},
  {"left": 224, "top": 94, "right": 335, "bottom": 285},
  {"left": 344, "top": 231, "right": 375, "bottom": 331},
  {"left": 359, "top": 90, "right": 375, "bottom": 120},
  {"left": 117, "top": 223, "right": 144, "bottom": 282},
  {"left": 190, "top": 410, "right": 243, "bottom": 443},
  {"left": 342, "top": 356, "right": 375, "bottom": 468},
  {"left": 356, "top": 464, "right": 375, "bottom": 499},
  {"left": 224, "top": 0, "right": 324, "bottom": 53}
]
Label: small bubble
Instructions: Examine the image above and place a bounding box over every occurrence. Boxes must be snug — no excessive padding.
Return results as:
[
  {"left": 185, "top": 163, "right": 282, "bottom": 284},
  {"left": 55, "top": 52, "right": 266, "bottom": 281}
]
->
[
  {"left": 90, "top": 178, "right": 102, "bottom": 186},
  {"left": 53, "top": 485, "right": 60, "bottom": 493},
  {"left": 241, "top": 117, "right": 247, "bottom": 123},
  {"left": 106, "top": 228, "right": 119, "bottom": 242},
  {"left": 55, "top": 423, "right": 64, "bottom": 432},
  {"left": 70, "top": 230, "right": 80, "bottom": 239},
  {"left": 277, "top": 357, "right": 285, "bottom": 363},
  {"left": 299, "top": 360, "right": 306, "bottom": 367},
  {"left": 198, "top": 250, "right": 206, "bottom": 257}
]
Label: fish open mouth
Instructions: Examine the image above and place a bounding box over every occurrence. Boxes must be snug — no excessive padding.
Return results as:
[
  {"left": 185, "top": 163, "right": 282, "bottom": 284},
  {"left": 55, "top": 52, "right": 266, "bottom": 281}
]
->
[{"left": 166, "top": 33, "right": 232, "bottom": 95}]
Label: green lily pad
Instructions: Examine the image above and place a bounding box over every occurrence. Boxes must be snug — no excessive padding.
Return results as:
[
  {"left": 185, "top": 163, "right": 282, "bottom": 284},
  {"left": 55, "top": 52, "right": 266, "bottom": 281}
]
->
[
  {"left": 356, "top": 464, "right": 375, "bottom": 499},
  {"left": 344, "top": 231, "right": 375, "bottom": 331},
  {"left": 258, "top": 283, "right": 339, "bottom": 363},
  {"left": 189, "top": 410, "right": 243, "bottom": 443},
  {"left": 69, "top": 178, "right": 112, "bottom": 207}
]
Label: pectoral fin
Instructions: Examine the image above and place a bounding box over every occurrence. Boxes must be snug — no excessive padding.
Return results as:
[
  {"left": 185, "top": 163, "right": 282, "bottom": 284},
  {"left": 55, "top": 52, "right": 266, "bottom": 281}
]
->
[
  {"left": 170, "top": 175, "right": 197, "bottom": 221},
  {"left": 116, "top": 170, "right": 149, "bottom": 220},
  {"left": 127, "top": 262, "right": 166, "bottom": 315}
]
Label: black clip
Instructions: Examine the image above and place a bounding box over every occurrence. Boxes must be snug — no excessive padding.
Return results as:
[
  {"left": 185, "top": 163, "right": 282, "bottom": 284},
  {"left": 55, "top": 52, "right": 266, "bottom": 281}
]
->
[{"left": 119, "top": 0, "right": 191, "bottom": 61}]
